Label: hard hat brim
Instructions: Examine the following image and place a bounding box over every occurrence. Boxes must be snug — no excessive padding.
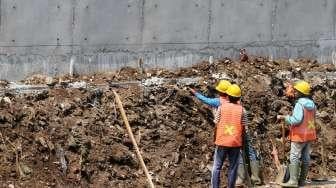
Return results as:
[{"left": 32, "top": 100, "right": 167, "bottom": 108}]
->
[{"left": 293, "top": 86, "right": 310, "bottom": 95}]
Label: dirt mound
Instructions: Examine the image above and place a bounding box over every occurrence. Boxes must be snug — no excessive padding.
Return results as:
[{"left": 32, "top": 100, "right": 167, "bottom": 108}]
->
[{"left": 0, "top": 57, "right": 335, "bottom": 187}]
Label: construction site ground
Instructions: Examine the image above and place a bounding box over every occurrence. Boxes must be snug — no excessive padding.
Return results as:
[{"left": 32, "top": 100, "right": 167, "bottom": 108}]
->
[{"left": 0, "top": 57, "right": 336, "bottom": 187}]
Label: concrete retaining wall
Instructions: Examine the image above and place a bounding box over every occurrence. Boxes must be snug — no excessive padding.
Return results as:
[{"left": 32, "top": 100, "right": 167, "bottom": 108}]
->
[{"left": 0, "top": 0, "right": 335, "bottom": 80}]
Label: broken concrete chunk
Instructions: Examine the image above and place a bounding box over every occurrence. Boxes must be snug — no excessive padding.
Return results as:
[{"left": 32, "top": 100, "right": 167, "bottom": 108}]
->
[
  {"left": 47, "top": 140, "right": 55, "bottom": 151},
  {"left": 67, "top": 135, "right": 79, "bottom": 150},
  {"left": 19, "top": 163, "right": 32, "bottom": 178},
  {"left": 0, "top": 97, "right": 11, "bottom": 105},
  {"left": 56, "top": 145, "right": 67, "bottom": 175},
  {"left": 110, "top": 143, "right": 137, "bottom": 167},
  {"left": 36, "top": 136, "right": 48, "bottom": 149},
  {"left": 172, "top": 152, "right": 180, "bottom": 164}
]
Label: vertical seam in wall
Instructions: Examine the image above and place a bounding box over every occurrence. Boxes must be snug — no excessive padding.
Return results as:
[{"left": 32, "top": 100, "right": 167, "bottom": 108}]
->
[
  {"left": 139, "top": 0, "right": 145, "bottom": 46},
  {"left": 0, "top": 0, "right": 2, "bottom": 30},
  {"left": 271, "top": 0, "right": 277, "bottom": 43},
  {"left": 71, "top": 0, "right": 76, "bottom": 54},
  {"left": 333, "top": 0, "right": 336, "bottom": 39},
  {"left": 207, "top": 0, "right": 212, "bottom": 45}
]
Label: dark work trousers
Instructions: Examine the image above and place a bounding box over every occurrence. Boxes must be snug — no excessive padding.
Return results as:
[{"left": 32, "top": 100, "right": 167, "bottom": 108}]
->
[{"left": 211, "top": 146, "right": 241, "bottom": 188}]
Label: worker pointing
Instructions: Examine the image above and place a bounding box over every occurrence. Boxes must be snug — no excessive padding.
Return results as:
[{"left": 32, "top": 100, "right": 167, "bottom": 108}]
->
[
  {"left": 212, "top": 84, "right": 245, "bottom": 188},
  {"left": 191, "top": 80, "right": 261, "bottom": 186},
  {"left": 191, "top": 82, "right": 250, "bottom": 188},
  {"left": 277, "top": 80, "right": 317, "bottom": 187}
]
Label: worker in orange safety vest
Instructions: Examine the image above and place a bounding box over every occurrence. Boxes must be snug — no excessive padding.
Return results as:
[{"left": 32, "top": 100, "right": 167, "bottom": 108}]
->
[
  {"left": 277, "top": 80, "right": 317, "bottom": 187},
  {"left": 209, "top": 84, "right": 246, "bottom": 188},
  {"left": 190, "top": 80, "right": 261, "bottom": 186}
]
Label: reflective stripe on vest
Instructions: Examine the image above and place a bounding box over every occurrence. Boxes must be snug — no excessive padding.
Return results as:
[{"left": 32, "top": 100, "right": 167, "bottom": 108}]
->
[
  {"left": 290, "top": 105, "right": 317, "bottom": 142},
  {"left": 215, "top": 103, "right": 243, "bottom": 147}
]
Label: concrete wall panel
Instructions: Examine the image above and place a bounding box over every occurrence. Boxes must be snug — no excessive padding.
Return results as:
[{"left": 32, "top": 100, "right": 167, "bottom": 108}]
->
[
  {"left": 0, "top": 47, "right": 71, "bottom": 80},
  {"left": 74, "top": 0, "right": 142, "bottom": 45},
  {"left": 273, "top": 0, "right": 334, "bottom": 41},
  {"left": 0, "top": 0, "right": 73, "bottom": 46},
  {"left": 0, "top": 0, "right": 335, "bottom": 80},
  {"left": 210, "top": 0, "right": 272, "bottom": 43},
  {"left": 143, "top": 0, "right": 209, "bottom": 44}
]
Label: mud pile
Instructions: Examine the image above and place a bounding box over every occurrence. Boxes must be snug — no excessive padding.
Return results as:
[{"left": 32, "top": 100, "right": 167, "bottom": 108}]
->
[{"left": 0, "top": 57, "right": 336, "bottom": 187}]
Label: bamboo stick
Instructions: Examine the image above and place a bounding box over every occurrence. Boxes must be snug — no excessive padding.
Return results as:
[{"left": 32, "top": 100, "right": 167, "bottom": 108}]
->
[{"left": 113, "top": 90, "right": 155, "bottom": 188}]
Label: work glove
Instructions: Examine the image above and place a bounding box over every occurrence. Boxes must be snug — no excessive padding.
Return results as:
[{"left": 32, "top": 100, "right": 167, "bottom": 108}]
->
[
  {"left": 276, "top": 115, "right": 287, "bottom": 123},
  {"left": 276, "top": 115, "right": 286, "bottom": 120}
]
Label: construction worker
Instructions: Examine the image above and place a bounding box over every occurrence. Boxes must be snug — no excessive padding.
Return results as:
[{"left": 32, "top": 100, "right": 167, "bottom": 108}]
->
[
  {"left": 214, "top": 84, "right": 245, "bottom": 188},
  {"left": 191, "top": 80, "right": 261, "bottom": 186},
  {"left": 277, "top": 80, "right": 317, "bottom": 187},
  {"left": 190, "top": 80, "right": 232, "bottom": 146},
  {"left": 192, "top": 82, "right": 247, "bottom": 188}
]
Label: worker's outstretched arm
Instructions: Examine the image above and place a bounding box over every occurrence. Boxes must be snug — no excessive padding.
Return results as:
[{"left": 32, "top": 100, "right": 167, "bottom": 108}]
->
[{"left": 193, "top": 92, "right": 220, "bottom": 108}]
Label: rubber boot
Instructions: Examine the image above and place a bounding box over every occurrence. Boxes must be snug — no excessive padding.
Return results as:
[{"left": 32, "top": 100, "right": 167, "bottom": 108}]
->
[
  {"left": 298, "top": 163, "right": 309, "bottom": 187},
  {"left": 280, "top": 163, "right": 299, "bottom": 187},
  {"left": 250, "top": 161, "right": 262, "bottom": 185},
  {"left": 235, "top": 164, "right": 245, "bottom": 186}
]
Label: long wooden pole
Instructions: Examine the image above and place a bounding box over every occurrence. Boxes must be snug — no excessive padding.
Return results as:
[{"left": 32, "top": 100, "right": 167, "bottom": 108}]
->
[{"left": 113, "top": 90, "right": 155, "bottom": 188}]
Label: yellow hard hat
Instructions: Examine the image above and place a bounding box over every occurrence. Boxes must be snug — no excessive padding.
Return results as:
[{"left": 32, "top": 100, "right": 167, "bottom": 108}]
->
[
  {"left": 215, "top": 80, "right": 231, "bottom": 93},
  {"left": 293, "top": 80, "right": 311, "bottom": 95},
  {"left": 226, "top": 84, "right": 241, "bottom": 97}
]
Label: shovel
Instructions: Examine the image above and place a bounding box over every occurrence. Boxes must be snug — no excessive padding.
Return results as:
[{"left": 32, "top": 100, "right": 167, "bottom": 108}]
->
[
  {"left": 273, "top": 123, "right": 289, "bottom": 184},
  {"left": 271, "top": 139, "right": 289, "bottom": 185}
]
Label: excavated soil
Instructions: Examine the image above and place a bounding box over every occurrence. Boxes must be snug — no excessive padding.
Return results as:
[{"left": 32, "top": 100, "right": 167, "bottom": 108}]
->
[{"left": 0, "top": 57, "right": 336, "bottom": 187}]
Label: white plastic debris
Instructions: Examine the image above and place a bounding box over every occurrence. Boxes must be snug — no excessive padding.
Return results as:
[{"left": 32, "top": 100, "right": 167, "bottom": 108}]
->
[
  {"left": 332, "top": 51, "right": 336, "bottom": 67},
  {"left": 69, "top": 81, "right": 87, "bottom": 89},
  {"left": 209, "top": 56, "right": 214, "bottom": 64},
  {"left": 177, "top": 77, "right": 201, "bottom": 86},
  {"left": 289, "top": 58, "right": 296, "bottom": 65},
  {"left": 275, "top": 71, "right": 292, "bottom": 79},
  {"left": 142, "top": 77, "right": 166, "bottom": 87},
  {"left": 69, "top": 56, "right": 76, "bottom": 77},
  {"left": 211, "top": 73, "right": 231, "bottom": 80}
]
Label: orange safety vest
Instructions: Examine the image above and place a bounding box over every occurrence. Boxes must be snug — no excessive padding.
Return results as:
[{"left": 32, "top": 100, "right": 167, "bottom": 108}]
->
[
  {"left": 215, "top": 102, "right": 243, "bottom": 147},
  {"left": 213, "top": 97, "right": 229, "bottom": 142},
  {"left": 289, "top": 105, "right": 317, "bottom": 142}
]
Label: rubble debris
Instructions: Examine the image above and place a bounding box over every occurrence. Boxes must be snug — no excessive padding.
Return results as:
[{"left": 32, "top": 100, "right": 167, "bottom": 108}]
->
[
  {"left": 110, "top": 143, "right": 137, "bottom": 167},
  {"left": 0, "top": 80, "right": 9, "bottom": 88},
  {"left": 240, "top": 49, "right": 249, "bottom": 62},
  {"left": 0, "top": 97, "right": 11, "bottom": 106},
  {"left": 0, "top": 58, "right": 335, "bottom": 187},
  {"left": 22, "top": 74, "right": 49, "bottom": 85},
  {"left": 19, "top": 164, "right": 32, "bottom": 178},
  {"left": 56, "top": 145, "right": 67, "bottom": 175}
]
